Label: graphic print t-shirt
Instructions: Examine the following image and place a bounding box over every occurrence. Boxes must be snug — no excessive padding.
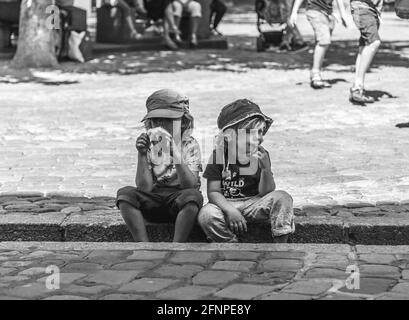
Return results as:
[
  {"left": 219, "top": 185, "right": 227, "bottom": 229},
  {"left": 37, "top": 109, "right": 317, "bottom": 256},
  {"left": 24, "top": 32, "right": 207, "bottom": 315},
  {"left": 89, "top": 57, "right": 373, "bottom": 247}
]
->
[{"left": 203, "top": 149, "right": 272, "bottom": 200}]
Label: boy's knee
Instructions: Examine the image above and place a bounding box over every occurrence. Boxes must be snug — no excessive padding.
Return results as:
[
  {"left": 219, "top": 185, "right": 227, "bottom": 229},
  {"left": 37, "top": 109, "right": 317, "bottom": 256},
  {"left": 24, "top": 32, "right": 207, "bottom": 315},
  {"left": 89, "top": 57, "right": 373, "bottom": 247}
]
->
[
  {"left": 198, "top": 204, "right": 223, "bottom": 228},
  {"left": 117, "top": 186, "right": 135, "bottom": 197},
  {"left": 116, "top": 186, "right": 141, "bottom": 210},
  {"left": 177, "top": 189, "right": 204, "bottom": 210},
  {"left": 275, "top": 190, "right": 293, "bottom": 202}
]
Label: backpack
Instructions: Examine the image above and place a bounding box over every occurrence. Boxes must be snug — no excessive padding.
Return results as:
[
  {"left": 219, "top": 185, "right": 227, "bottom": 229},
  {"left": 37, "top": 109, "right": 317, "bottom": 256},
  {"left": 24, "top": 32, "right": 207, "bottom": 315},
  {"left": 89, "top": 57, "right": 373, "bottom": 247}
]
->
[{"left": 395, "top": 0, "right": 409, "bottom": 19}]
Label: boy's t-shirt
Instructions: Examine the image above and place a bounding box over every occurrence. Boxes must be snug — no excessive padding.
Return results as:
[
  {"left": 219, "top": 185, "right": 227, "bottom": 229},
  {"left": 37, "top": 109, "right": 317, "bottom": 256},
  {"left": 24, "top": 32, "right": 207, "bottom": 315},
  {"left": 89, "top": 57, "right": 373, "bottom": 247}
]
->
[
  {"left": 307, "top": 0, "right": 334, "bottom": 15},
  {"left": 203, "top": 149, "right": 273, "bottom": 200},
  {"left": 351, "top": 0, "right": 383, "bottom": 11},
  {"left": 147, "top": 135, "right": 202, "bottom": 189}
]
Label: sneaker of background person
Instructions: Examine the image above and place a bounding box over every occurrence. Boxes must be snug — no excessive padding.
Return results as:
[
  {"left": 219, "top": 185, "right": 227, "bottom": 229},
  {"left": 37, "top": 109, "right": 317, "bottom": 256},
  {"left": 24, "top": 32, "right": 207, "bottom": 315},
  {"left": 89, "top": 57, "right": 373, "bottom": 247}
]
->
[{"left": 349, "top": 86, "right": 375, "bottom": 104}]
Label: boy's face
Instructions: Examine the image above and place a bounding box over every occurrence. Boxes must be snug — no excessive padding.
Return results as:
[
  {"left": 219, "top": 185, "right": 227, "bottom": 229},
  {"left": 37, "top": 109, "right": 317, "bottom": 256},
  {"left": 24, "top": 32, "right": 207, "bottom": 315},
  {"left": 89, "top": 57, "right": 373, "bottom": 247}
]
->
[
  {"left": 244, "top": 122, "right": 266, "bottom": 155},
  {"left": 150, "top": 118, "right": 181, "bottom": 137}
]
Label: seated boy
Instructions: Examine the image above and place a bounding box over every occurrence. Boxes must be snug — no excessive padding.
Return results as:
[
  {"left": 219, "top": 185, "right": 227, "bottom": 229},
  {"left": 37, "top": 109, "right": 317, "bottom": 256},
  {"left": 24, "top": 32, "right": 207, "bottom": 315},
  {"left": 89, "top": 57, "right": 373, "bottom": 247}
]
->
[
  {"left": 117, "top": 89, "right": 203, "bottom": 242},
  {"left": 172, "top": 0, "right": 202, "bottom": 47},
  {"left": 198, "top": 99, "right": 295, "bottom": 243}
]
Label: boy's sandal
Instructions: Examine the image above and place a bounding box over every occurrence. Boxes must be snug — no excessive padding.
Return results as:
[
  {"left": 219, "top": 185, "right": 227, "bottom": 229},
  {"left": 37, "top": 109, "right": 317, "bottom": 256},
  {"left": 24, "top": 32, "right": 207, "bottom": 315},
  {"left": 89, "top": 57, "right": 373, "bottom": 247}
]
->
[
  {"left": 130, "top": 30, "right": 142, "bottom": 40},
  {"left": 164, "top": 37, "right": 179, "bottom": 51},
  {"left": 190, "top": 36, "right": 198, "bottom": 48},
  {"left": 310, "top": 78, "right": 331, "bottom": 89},
  {"left": 349, "top": 87, "right": 375, "bottom": 104}
]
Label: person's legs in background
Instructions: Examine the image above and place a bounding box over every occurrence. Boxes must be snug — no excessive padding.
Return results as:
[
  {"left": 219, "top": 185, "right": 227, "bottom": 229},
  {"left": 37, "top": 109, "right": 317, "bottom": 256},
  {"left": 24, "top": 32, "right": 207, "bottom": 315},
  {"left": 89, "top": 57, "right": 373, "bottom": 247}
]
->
[
  {"left": 350, "top": 3, "right": 381, "bottom": 104},
  {"left": 306, "top": 10, "right": 334, "bottom": 89},
  {"left": 172, "top": 0, "right": 202, "bottom": 47},
  {"left": 116, "top": 0, "right": 142, "bottom": 39},
  {"left": 210, "top": 0, "right": 227, "bottom": 35},
  {"left": 163, "top": 1, "right": 180, "bottom": 49}
]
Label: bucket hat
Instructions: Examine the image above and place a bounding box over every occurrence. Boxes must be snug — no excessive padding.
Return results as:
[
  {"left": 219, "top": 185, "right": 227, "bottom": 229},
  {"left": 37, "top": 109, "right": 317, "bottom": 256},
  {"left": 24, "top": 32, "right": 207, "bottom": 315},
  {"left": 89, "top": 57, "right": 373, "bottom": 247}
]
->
[
  {"left": 217, "top": 99, "right": 273, "bottom": 134},
  {"left": 142, "top": 89, "right": 192, "bottom": 121}
]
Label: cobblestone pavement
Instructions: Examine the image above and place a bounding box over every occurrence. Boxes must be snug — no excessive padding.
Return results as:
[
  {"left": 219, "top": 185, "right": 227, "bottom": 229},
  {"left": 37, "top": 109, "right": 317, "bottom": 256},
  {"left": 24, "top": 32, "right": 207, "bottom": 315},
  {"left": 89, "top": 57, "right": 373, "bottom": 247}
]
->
[
  {"left": 0, "top": 13, "right": 409, "bottom": 208},
  {"left": 0, "top": 242, "right": 409, "bottom": 300}
]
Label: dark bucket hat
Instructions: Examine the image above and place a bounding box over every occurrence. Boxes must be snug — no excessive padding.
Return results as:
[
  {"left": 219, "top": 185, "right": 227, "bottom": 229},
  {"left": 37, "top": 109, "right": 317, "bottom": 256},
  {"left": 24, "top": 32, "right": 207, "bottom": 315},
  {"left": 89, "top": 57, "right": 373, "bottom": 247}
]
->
[
  {"left": 217, "top": 99, "right": 274, "bottom": 134},
  {"left": 142, "top": 89, "right": 192, "bottom": 121}
]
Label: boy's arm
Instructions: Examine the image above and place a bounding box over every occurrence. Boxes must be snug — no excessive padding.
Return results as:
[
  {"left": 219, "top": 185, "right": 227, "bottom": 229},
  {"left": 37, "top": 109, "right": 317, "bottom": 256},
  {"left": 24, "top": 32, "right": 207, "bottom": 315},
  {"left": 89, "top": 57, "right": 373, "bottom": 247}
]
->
[
  {"left": 335, "top": 0, "right": 348, "bottom": 27},
  {"left": 256, "top": 147, "right": 276, "bottom": 197},
  {"left": 135, "top": 133, "right": 154, "bottom": 192},
  {"left": 135, "top": 153, "right": 154, "bottom": 192},
  {"left": 173, "top": 140, "right": 201, "bottom": 189},
  {"left": 288, "top": 0, "right": 305, "bottom": 27},
  {"left": 208, "top": 180, "right": 247, "bottom": 234}
]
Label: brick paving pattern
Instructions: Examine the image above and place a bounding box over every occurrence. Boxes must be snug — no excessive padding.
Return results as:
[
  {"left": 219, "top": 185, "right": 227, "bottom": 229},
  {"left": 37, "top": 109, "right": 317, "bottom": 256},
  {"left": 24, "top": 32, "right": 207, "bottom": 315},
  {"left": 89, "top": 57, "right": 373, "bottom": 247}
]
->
[{"left": 0, "top": 243, "right": 408, "bottom": 300}]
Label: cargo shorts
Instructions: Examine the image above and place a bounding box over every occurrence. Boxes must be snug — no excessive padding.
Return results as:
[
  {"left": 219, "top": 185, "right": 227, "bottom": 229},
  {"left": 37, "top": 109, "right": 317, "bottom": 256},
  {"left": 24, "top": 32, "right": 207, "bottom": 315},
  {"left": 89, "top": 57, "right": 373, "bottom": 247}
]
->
[
  {"left": 306, "top": 9, "right": 335, "bottom": 46},
  {"left": 351, "top": 1, "right": 381, "bottom": 46},
  {"left": 116, "top": 186, "right": 203, "bottom": 223}
]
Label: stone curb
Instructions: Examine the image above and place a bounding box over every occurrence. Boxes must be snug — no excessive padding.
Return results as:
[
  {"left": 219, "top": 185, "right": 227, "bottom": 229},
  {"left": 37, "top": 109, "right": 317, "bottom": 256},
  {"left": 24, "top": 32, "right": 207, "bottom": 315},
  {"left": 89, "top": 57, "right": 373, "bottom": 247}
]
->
[
  {"left": 1, "top": 215, "right": 409, "bottom": 245},
  {"left": 1, "top": 194, "right": 409, "bottom": 244},
  {"left": 0, "top": 242, "right": 354, "bottom": 252}
]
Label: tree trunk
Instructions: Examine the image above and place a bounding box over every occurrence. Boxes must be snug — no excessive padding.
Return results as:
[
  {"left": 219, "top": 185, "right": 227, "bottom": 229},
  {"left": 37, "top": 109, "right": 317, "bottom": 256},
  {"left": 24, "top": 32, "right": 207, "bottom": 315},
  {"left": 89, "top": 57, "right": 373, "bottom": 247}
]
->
[{"left": 12, "top": 0, "right": 59, "bottom": 68}]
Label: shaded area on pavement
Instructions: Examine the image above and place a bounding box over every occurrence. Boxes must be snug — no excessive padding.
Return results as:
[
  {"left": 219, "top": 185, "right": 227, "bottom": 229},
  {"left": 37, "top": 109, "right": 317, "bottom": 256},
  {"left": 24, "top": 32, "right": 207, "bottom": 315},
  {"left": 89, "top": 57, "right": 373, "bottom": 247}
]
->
[{"left": 1, "top": 39, "right": 408, "bottom": 85}]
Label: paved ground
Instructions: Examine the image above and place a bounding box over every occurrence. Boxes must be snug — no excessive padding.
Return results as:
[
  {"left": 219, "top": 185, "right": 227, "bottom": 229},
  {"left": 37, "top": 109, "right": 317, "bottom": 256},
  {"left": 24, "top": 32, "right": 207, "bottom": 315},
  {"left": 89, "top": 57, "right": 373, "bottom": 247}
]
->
[
  {"left": 0, "top": 242, "right": 409, "bottom": 300},
  {"left": 0, "top": 11, "right": 409, "bottom": 209}
]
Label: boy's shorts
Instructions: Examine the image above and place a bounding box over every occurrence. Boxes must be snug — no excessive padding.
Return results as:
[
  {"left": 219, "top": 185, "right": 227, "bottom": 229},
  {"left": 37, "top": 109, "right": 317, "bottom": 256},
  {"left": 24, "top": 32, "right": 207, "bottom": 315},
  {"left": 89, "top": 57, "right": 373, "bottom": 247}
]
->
[
  {"left": 306, "top": 9, "right": 335, "bottom": 46},
  {"left": 351, "top": 1, "right": 380, "bottom": 46},
  {"left": 116, "top": 186, "right": 203, "bottom": 223}
]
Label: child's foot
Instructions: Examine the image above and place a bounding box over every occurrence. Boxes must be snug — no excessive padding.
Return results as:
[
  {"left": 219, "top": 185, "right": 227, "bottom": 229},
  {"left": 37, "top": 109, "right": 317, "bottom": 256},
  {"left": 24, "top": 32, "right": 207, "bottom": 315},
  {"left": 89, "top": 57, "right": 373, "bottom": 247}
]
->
[
  {"left": 190, "top": 34, "right": 198, "bottom": 48},
  {"left": 310, "top": 73, "right": 331, "bottom": 89},
  {"left": 349, "top": 86, "right": 375, "bottom": 104},
  {"left": 130, "top": 30, "right": 142, "bottom": 40},
  {"left": 172, "top": 29, "right": 183, "bottom": 44},
  {"left": 164, "top": 36, "right": 178, "bottom": 50},
  {"left": 211, "top": 28, "right": 223, "bottom": 36}
]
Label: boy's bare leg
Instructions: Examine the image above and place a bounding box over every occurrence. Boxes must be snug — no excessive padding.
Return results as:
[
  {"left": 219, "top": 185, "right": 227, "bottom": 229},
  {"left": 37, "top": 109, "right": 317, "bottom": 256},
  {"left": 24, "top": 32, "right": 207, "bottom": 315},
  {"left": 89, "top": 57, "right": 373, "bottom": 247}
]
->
[
  {"left": 353, "top": 40, "right": 381, "bottom": 89},
  {"left": 163, "top": 19, "right": 178, "bottom": 49},
  {"left": 173, "top": 203, "right": 200, "bottom": 242},
  {"left": 165, "top": 3, "right": 179, "bottom": 33},
  {"left": 118, "top": 202, "right": 149, "bottom": 242},
  {"left": 312, "top": 44, "right": 328, "bottom": 74},
  {"left": 190, "top": 16, "right": 200, "bottom": 45},
  {"left": 311, "top": 44, "right": 331, "bottom": 88}
]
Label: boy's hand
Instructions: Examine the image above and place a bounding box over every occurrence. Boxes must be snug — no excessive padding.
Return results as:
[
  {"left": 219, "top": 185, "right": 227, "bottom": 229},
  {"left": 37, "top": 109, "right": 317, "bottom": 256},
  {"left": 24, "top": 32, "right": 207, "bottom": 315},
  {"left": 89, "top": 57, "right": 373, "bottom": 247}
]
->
[
  {"left": 136, "top": 133, "right": 150, "bottom": 155},
  {"left": 254, "top": 146, "right": 271, "bottom": 170},
  {"left": 288, "top": 13, "right": 297, "bottom": 28},
  {"left": 226, "top": 208, "right": 247, "bottom": 234}
]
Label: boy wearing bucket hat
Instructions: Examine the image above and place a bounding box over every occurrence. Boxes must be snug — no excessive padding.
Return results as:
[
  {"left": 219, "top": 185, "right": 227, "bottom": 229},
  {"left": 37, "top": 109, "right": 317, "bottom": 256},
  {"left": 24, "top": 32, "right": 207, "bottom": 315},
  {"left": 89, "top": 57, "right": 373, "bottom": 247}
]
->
[
  {"left": 198, "top": 99, "right": 295, "bottom": 243},
  {"left": 116, "top": 89, "right": 203, "bottom": 242}
]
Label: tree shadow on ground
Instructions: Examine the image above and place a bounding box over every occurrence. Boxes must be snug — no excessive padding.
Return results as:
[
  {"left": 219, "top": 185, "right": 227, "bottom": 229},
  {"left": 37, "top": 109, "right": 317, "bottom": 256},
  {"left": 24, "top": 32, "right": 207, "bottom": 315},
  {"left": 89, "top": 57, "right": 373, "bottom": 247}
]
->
[{"left": 0, "top": 38, "right": 408, "bottom": 83}]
